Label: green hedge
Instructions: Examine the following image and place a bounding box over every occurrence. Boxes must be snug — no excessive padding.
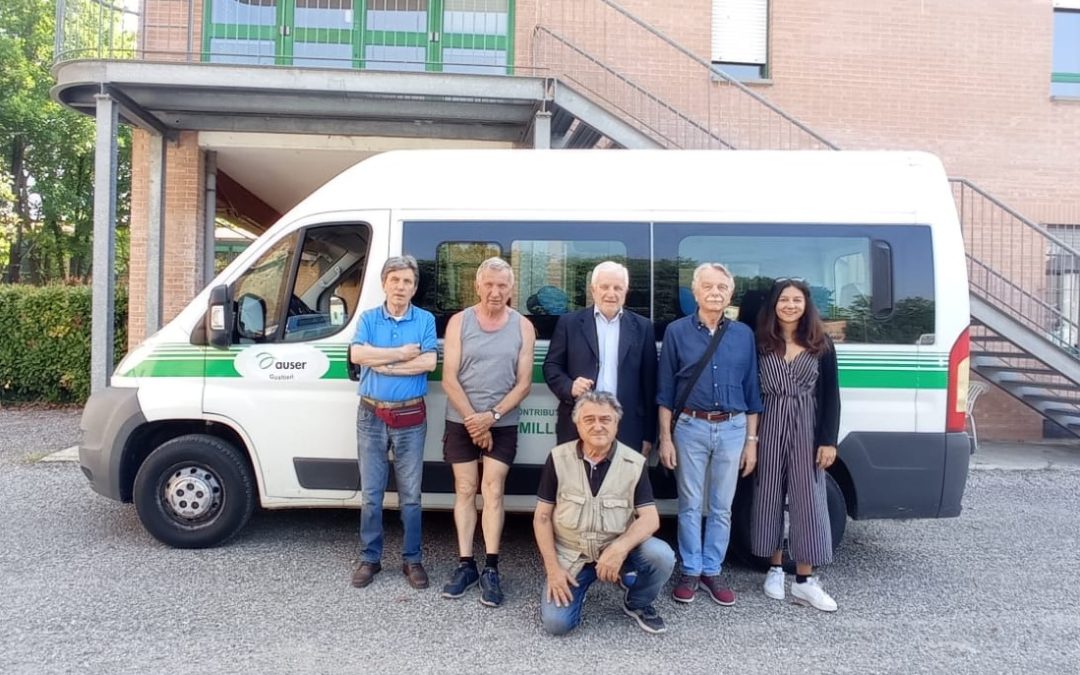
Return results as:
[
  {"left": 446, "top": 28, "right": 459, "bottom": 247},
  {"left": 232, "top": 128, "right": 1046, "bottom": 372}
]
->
[{"left": 0, "top": 284, "right": 128, "bottom": 404}]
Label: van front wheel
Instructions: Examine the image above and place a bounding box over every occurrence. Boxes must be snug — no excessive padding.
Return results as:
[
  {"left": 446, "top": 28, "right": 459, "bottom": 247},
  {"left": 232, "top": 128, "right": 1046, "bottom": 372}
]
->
[{"left": 133, "top": 434, "right": 255, "bottom": 548}]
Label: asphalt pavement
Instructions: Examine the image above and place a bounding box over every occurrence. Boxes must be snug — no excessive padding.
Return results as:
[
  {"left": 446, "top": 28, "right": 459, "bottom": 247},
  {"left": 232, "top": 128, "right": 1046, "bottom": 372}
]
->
[{"left": 2, "top": 407, "right": 1079, "bottom": 674}]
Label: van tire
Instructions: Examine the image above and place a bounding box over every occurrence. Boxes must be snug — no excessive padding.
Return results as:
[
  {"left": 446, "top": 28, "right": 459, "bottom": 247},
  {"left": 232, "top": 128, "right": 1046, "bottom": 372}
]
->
[
  {"left": 133, "top": 434, "right": 256, "bottom": 548},
  {"left": 728, "top": 473, "right": 847, "bottom": 572}
]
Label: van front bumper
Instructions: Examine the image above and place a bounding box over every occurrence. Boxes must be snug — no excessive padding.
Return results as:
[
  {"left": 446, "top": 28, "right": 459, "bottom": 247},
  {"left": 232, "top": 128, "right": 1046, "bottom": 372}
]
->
[{"left": 79, "top": 386, "right": 145, "bottom": 502}]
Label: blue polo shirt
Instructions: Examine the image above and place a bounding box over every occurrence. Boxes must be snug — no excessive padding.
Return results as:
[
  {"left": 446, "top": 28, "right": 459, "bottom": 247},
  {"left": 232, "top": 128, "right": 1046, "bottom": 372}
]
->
[
  {"left": 656, "top": 315, "right": 763, "bottom": 415},
  {"left": 351, "top": 303, "right": 437, "bottom": 402}
]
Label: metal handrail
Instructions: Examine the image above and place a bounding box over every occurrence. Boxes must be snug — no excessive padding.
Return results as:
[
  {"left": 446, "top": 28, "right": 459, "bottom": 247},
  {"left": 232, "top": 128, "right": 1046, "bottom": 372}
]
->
[
  {"left": 592, "top": 0, "right": 838, "bottom": 150},
  {"left": 951, "top": 177, "right": 1080, "bottom": 259}
]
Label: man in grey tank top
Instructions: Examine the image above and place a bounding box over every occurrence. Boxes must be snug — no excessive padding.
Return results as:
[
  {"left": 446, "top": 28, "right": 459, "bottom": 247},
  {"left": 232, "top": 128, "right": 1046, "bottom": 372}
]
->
[{"left": 440, "top": 257, "right": 536, "bottom": 608}]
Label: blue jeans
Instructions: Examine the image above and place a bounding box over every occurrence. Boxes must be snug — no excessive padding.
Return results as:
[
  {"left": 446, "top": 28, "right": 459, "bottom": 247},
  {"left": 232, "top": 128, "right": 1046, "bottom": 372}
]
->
[
  {"left": 540, "top": 537, "right": 675, "bottom": 636},
  {"left": 673, "top": 413, "right": 747, "bottom": 576},
  {"left": 356, "top": 403, "right": 426, "bottom": 564}
]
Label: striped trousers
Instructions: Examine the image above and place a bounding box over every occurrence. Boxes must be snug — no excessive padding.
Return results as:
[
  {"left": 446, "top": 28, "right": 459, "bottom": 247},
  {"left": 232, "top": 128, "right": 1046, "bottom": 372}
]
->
[{"left": 751, "top": 392, "right": 833, "bottom": 566}]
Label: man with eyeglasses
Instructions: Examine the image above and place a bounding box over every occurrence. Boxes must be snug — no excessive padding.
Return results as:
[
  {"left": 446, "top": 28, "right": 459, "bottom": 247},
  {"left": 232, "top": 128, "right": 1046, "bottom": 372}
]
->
[
  {"left": 534, "top": 390, "right": 675, "bottom": 635},
  {"left": 657, "top": 262, "right": 763, "bottom": 607}
]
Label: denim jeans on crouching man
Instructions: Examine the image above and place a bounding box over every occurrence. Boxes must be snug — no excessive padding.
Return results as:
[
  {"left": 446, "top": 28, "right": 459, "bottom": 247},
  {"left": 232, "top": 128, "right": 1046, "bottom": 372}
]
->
[{"left": 356, "top": 403, "right": 426, "bottom": 564}]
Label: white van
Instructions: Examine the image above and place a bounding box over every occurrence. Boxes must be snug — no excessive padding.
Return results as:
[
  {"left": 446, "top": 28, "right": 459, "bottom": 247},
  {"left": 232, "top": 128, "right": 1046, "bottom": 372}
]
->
[{"left": 79, "top": 150, "right": 972, "bottom": 554}]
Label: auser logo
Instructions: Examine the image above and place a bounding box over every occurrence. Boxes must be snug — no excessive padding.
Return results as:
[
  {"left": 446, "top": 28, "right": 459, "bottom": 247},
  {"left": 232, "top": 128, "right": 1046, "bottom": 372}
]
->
[{"left": 235, "top": 345, "right": 329, "bottom": 382}]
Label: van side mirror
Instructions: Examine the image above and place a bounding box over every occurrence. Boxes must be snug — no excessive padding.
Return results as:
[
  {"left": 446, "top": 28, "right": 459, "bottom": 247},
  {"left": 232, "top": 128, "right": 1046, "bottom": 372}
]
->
[
  {"left": 237, "top": 293, "right": 267, "bottom": 341},
  {"left": 207, "top": 285, "right": 233, "bottom": 349}
]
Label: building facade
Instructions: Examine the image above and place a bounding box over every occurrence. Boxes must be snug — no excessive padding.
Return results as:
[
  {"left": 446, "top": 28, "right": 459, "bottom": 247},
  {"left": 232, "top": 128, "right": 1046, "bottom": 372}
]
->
[{"left": 55, "top": 0, "right": 1080, "bottom": 440}]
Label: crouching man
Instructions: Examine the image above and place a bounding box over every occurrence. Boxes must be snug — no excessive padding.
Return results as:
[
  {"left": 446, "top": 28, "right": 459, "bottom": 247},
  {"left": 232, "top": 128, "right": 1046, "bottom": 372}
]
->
[{"left": 533, "top": 391, "right": 675, "bottom": 635}]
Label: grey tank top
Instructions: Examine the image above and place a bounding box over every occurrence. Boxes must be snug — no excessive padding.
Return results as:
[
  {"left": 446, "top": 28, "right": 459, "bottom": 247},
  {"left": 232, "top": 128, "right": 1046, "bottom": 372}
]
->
[{"left": 446, "top": 307, "right": 523, "bottom": 427}]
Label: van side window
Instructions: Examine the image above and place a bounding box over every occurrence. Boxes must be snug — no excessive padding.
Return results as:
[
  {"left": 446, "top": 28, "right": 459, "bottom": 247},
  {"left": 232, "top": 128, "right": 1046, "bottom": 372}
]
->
[
  {"left": 231, "top": 224, "right": 371, "bottom": 344},
  {"left": 406, "top": 221, "right": 650, "bottom": 339},
  {"left": 654, "top": 223, "right": 935, "bottom": 345}
]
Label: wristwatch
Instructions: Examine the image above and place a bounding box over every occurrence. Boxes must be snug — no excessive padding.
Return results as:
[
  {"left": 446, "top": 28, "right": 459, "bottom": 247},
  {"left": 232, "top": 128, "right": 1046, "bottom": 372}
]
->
[
  {"left": 491, "top": 409, "right": 502, "bottom": 422},
  {"left": 746, "top": 435, "right": 759, "bottom": 442}
]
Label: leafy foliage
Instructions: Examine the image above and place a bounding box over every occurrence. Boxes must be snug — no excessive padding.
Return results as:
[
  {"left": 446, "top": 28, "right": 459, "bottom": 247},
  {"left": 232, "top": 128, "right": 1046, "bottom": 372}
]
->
[
  {"left": 1, "top": 0, "right": 132, "bottom": 284},
  {"left": 0, "top": 284, "right": 127, "bottom": 403}
]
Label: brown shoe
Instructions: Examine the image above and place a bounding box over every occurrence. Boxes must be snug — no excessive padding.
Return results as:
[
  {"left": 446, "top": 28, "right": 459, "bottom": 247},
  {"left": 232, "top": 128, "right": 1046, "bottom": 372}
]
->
[
  {"left": 351, "top": 562, "right": 381, "bottom": 588},
  {"left": 403, "top": 562, "right": 430, "bottom": 589}
]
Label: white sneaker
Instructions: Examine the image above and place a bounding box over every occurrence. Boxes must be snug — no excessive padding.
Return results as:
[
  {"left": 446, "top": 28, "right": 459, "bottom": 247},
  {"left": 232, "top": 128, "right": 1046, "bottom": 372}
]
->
[
  {"left": 763, "top": 566, "right": 785, "bottom": 600},
  {"left": 791, "top": 577, "right": 838, "bottom": 612}
]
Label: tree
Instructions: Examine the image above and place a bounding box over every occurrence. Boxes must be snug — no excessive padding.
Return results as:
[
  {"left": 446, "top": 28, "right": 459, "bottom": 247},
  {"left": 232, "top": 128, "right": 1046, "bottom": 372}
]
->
[{"left": 0, "top": 0, "right": 131, "bottom": 284}]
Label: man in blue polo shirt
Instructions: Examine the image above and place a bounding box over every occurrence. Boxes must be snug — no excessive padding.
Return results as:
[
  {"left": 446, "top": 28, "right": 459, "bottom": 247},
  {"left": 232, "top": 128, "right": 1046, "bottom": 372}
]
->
[
  {"left": 657, "top": 262, "right": 763, "bottom": 607},
  {"left": 349, "top": 255, "right": 437, "bottom": 591}
]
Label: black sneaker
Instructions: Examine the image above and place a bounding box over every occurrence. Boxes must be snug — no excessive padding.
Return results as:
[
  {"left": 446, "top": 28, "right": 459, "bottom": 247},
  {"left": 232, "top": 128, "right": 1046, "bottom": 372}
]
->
[
  {"left": 478, "top": 567, "right": 504, "bottom": 607},
  {"left": 441, "top": 563, "right": 480, "bottom": 599},
  {"left": 622, "top": 603, "right": 667, "bottom": 634}
]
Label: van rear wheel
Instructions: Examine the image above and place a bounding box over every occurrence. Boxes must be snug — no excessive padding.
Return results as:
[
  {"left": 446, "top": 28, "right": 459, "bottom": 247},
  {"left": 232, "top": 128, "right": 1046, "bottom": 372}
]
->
[
  {"left": 133, "top": 434, "right": 255, "bottom": 548},
  {"left": 729, "top": 473, "right": 847, "bottom": 572}
]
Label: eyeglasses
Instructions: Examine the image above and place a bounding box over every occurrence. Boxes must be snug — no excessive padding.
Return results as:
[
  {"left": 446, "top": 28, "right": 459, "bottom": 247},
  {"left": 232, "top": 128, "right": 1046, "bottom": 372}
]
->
[{"left": 774, "top": 277, "right": 807, "bottom": 284}]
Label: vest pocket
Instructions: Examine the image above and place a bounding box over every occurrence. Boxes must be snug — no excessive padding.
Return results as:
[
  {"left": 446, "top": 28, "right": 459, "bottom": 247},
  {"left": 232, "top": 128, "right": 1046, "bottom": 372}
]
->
[
  {"left": 555, "top": 492, "right": 587, "bottom": 530},
  {"left": 598, "top": 497, "right": 633, "bottom": 534}
]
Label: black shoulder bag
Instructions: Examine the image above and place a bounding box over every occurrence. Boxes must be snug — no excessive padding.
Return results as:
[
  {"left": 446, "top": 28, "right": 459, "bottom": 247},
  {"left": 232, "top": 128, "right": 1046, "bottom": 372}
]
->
[{"left": 669, "top": 319, "right": 731, "bottom": 437}]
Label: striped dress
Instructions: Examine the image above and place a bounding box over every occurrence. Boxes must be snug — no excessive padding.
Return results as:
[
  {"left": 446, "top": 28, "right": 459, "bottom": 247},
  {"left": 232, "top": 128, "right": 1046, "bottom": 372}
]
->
[{"left": 751, "top": 350, "right": 832, "bottom": 566}]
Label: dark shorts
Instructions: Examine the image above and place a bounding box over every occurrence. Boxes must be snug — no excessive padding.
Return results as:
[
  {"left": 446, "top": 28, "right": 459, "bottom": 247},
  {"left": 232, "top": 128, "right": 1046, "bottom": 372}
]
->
[{"left": 443, "top": 421, "right": 518, "bottom": 466}]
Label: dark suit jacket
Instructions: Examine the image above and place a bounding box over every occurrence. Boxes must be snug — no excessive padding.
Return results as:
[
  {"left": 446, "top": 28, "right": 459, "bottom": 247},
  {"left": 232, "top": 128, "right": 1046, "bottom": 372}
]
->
[{"left": 543, "top": 307, "right": 658, "bottom": 451}]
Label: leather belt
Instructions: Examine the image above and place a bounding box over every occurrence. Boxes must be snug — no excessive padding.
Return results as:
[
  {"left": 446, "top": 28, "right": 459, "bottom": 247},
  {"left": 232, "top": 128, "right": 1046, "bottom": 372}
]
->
[
  {"left": 361, "top": 396, "right": 424, "bottom": 410},
  {"left": 681, "top": 408, "right": 742, "bottom": 423}
]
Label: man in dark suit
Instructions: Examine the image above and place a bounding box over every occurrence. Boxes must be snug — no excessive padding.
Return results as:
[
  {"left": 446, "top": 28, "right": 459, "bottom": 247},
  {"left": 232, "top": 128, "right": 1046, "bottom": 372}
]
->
[{"left": 543, "top": 261, "right": 658, "bottom": 454}]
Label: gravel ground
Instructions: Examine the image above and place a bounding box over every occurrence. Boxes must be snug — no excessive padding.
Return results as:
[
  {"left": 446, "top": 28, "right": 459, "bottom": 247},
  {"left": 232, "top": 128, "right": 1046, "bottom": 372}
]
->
[{"left": 1, "top": 408, "right": 1078, "bottom": 674}]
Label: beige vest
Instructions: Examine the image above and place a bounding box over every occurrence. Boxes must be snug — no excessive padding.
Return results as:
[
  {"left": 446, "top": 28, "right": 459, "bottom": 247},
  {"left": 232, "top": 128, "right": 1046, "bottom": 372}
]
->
[{"left": 551, "top": 441, "right": 646, "bottom": 576}]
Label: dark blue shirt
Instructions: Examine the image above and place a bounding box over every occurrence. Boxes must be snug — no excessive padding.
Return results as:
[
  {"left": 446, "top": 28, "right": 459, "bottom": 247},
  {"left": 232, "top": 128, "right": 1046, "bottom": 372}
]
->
[
  {"left": 656, "top": 315, "right": 763, "bottom": 414},
  {"left": 351, "top": 303, "right": 437, "bottom": 401}
]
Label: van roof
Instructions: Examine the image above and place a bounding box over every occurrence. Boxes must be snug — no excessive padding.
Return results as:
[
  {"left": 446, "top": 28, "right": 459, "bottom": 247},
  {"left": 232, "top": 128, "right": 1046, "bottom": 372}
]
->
[{"left": 284, "top": 149, "right": 949, "bottom": 220}]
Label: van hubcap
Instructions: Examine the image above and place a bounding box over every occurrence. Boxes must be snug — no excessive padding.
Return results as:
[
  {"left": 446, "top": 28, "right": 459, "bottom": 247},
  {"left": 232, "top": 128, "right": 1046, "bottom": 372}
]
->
[{"left": 164, "top": 465, "right": 223, "bottom": 521}]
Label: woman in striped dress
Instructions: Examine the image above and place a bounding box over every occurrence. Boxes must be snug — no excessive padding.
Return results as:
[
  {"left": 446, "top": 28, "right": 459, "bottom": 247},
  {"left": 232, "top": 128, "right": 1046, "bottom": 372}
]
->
[{"left": 752, "top": 279, "right": 841, "bottom": 612}]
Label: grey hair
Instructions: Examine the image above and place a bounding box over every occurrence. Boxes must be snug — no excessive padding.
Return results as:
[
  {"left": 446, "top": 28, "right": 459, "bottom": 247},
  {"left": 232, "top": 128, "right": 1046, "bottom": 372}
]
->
[
  {"left": 692, "top": 262, "right": 734, "bottom": 289},
  {"left": 570, "top": 390, "right": 624, "bottom": 423},
  {"left": 590, "top": 260, "right": 629, "bottom": 288},
  {"left": 475, "top": 257, "right": 514, "bottom": 285},
  {"left": 381, "top": 255, "right": 419, "bottom": 284}
]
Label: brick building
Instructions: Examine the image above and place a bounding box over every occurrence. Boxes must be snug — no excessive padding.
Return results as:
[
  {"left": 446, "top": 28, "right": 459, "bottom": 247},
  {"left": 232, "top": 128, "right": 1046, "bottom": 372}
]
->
[{"left": 53, "top": 0, "right": 1080, "bottom": 439}]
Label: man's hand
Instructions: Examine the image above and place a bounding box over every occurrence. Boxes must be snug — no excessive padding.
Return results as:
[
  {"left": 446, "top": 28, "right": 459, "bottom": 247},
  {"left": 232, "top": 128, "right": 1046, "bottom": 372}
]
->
[
  {"left": 740, "top": 440, "right": 757, "bottom": 477},
  {"left": 816, "top": 445, "right": 837, "bottom": 470},
  {"left": 658, "top": 438, "right": 677, "bottom": 470},
  {"left": 545, "top": 564, "right": 580, "bottom": 607},
  {"left": 398, "top": 343, "right": 421, "bottom": 361},
  {"left": 463, "top": 410, "right": 494, "bottom": 436},
  {"left": 596, "top": 545, "right": 628, "bottom": 584},
  {"left": 641, "top": 440, "right": 653, "bottom": 457},
  {"left": 570, "top": 377, "right": 594, "bottom": 398}
]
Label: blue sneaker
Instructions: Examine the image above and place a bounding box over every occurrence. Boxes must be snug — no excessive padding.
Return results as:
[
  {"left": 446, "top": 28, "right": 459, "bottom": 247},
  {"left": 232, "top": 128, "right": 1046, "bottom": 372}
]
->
[
  {"left": 622, "top": 603, "right": 667, "bottom": 634},
  {"left": 479, "top": 567, "right": 504, "bottom": 607},
  {"left": 441, "top": 563, "right": 479, "bottom": 599}
]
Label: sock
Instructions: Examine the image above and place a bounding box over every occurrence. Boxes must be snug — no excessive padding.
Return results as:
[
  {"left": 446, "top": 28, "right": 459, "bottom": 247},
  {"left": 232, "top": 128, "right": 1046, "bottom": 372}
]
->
[
  {"left": 795, "top": 574, "right": 810, "bottom": 584},
  {"left": 484, "top": 553, "right": 499, "bottom": 570},
  {"left": 459, "top": 556, "right": 476, "bottom": 567},
  {"left": 770, "top": 565, "right": 783, "bottom": 573}
]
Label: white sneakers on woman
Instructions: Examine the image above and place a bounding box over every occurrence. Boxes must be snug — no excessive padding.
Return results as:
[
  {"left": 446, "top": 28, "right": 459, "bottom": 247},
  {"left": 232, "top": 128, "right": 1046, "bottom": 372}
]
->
[
  {"left": 763, "top": 567, "right": 838, "bottom": 612},
  {"left": 791, "top": 577, "right": 838, "bottom": 612},
  {"left": 763, "top": 566, "right": 786, "bottom": 600}
]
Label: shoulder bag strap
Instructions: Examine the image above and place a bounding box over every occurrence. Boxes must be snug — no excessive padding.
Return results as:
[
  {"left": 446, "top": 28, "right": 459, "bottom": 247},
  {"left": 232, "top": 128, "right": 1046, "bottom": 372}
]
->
[{"left": 669, "top": 319, "right": 731, "bottom": 436}]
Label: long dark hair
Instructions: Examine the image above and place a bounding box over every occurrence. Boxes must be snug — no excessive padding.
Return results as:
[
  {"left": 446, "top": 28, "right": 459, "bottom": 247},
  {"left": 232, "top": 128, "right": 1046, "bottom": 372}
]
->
[{"left": 756, "top": 279, "right": 828, "bottom": 356}]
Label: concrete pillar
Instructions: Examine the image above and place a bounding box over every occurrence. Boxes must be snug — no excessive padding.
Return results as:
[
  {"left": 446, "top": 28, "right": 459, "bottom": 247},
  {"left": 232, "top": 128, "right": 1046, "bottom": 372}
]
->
[
  {"left": 204, "top": 150, "right": 218, "bottom": 286},
  {"left": 146, "top": 133, "right": 166, "bottom": 334},
  {"left": 91, "top": 93, "right": 118, "bottom": 393},
  {"left": 533, "top": 110, "right": 552, "bottom": 149}
]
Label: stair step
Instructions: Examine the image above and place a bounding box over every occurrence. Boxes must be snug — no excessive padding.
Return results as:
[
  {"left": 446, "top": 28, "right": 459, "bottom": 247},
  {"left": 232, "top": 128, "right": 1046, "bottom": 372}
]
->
[
  {"left": 975, "top": 364, "right": 1059, "bottom": 376},
  {"left": 972, "top": 350, "right": 1031, "bottom": 359},
  {"left": 970, "top": 334, "right": 1011, "bottom": 342},
  {"left": 1022, "top": 392, "right": 1080, "bottom": 404}
]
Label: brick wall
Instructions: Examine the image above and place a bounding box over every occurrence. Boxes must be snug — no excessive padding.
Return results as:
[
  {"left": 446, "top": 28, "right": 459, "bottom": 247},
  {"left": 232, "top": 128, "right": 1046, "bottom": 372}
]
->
[{"left": 128, "top": 129, "right": 206, "bottom": 346}]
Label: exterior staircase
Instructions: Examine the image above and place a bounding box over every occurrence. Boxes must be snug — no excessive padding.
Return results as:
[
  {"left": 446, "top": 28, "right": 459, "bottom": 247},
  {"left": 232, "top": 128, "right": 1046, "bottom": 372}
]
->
[{"left": 531, "top": 0, "right": 1080, "bottom": 437}]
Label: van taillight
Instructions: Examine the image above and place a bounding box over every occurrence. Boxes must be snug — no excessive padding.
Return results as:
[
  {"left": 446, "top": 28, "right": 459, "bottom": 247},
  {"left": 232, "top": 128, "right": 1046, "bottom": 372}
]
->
[{"left": 946, "top": 328, "right": 970, "bottom": 433}]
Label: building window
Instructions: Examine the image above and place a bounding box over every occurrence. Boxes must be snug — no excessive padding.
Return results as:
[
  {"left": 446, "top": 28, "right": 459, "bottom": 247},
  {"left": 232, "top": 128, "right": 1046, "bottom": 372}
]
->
[
  {"left": 1046, "top": 224, "right": 1080, "bottom": 348},
  {"left": 1053, "top": 2, "right": 1080, "bottom": 97},
  {"left": 711, "top": 0, "right": 768, "bottom": 80}
]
